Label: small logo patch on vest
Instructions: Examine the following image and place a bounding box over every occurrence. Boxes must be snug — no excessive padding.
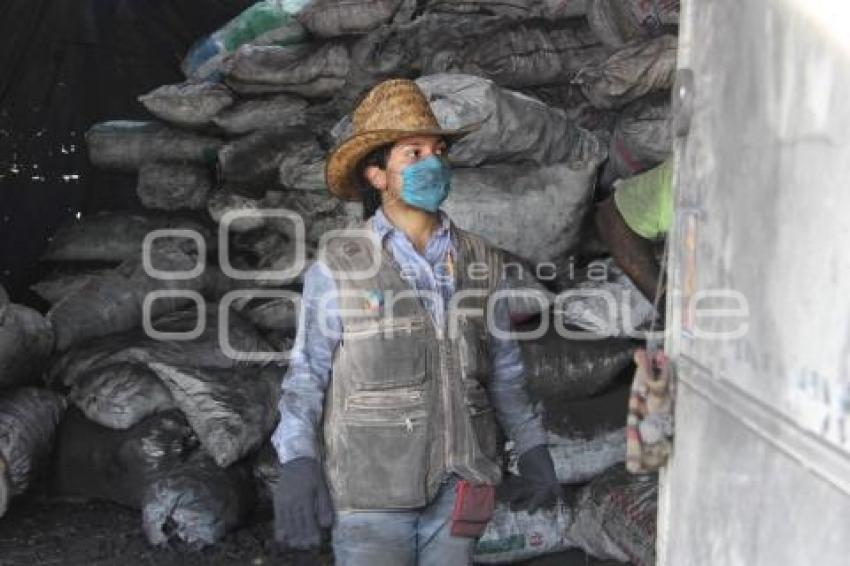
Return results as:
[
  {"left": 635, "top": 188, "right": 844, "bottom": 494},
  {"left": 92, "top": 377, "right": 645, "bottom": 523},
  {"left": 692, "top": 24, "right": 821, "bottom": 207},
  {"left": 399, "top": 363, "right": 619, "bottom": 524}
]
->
[{"left": 364, "top": 289, "right": 384, "bottom": 314}]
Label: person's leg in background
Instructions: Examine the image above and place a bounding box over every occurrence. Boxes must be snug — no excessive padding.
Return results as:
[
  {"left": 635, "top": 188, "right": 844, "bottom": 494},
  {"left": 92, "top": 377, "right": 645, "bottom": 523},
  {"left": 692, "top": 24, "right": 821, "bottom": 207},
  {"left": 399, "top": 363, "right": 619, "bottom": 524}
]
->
[
  {"left": 417, "top": 475, "right": 476, "bottom": 566},
  {"left": 332, "top": 508, "right": 418, "bottom": 566}
]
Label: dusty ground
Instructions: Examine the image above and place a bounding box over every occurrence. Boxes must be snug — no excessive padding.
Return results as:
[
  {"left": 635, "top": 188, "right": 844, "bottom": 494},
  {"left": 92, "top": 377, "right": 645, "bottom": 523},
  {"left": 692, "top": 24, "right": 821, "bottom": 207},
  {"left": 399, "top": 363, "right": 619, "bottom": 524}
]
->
[
  {"left": 0, "top": 494, "right": 620, "bottom": 566},
  {"left": 0, "top": 495, "right": 329, "bottom": 566}
]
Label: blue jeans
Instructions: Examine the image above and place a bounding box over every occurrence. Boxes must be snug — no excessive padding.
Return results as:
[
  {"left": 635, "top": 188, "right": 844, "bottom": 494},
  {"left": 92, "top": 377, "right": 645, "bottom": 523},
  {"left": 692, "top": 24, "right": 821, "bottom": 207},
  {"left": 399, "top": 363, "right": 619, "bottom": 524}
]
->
[{"left": 332, "top": 475, "right": 474, "bottom": 566}]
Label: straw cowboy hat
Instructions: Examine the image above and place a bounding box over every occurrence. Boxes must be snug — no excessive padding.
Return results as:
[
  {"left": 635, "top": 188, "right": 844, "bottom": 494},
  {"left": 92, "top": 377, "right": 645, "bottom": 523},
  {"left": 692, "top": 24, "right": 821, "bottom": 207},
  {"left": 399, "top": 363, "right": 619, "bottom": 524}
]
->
[{"left": 325, "top": 78, "right": 482, "bottom": 200}]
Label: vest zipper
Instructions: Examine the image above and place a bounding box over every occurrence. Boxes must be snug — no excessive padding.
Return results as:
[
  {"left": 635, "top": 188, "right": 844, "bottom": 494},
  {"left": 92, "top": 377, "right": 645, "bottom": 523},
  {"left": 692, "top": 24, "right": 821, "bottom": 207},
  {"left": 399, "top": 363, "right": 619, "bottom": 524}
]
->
[{"left": 436, "top": 324, "right": 454, "bottom": 474}]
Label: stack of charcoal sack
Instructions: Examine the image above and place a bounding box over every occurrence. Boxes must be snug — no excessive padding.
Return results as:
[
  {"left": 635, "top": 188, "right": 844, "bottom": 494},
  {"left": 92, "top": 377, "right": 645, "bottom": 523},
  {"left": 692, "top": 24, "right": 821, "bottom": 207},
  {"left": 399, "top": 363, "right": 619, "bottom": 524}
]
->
[{"left": 5, "top": 0, "right": 678, "bottom": 560}]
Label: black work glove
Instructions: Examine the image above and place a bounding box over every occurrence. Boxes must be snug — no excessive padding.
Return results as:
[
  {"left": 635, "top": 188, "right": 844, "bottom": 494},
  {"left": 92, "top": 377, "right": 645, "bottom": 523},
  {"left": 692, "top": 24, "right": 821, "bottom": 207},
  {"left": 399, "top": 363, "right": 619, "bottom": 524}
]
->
[
  {"left": 497, "top": 445, "right": 563, "bottom": 514},
  {"left": 273, "top": 457, "right": 335, "bottom": 549}
]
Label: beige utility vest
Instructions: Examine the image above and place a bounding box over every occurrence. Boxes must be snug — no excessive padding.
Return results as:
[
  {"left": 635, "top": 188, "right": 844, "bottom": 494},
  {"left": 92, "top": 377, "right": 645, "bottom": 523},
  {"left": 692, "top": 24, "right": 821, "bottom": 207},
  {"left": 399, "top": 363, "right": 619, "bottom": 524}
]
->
[{"left": 321, "top": 219, "right": 505, "bottom": 511}]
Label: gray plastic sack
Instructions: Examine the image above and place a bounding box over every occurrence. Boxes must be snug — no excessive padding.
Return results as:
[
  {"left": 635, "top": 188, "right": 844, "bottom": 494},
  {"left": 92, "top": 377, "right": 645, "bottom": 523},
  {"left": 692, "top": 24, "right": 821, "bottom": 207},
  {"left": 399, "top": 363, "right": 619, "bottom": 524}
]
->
[
  {"left": 212, "top": 94, "right": 308, "bottom": 135},
  {"left": 146, "top": 362, "right": 282, "bottom": 467},
  {"left": 45, "top": 245, "right": 210, "bottom": 351},
  {"left": 568, "top": 465, "right": 657, "bottom": 565},
  {"left": 277, "top": 137, "right": 326, "bottom": 191},
  {"left": 0, "top": 284, "right": 7, "bottom": 318},
  {"left": 555, "top": 257, "right": 657, "bottom": 337},
  {"left": 30, "top": 267, "right": 114, "bottom": 305},
  {"left": 0, "top": 388, "right": 65, "bottom": 502},
  {"left": 425, "top": 0, "right": 542, "bottom": 19},
  {"left": 51, "top": 408, "right": 198, "bottom": 508},
  {"left": 138, "top": 82, "right": 234, "bottom": 128},
  {"left": 462, "top": 20, "right": 608, "bottom": 87},
  {"left": 251, "top": 442, "right": 280, "bottom": 507},
  {"left": 586, "top": 0, "right": 679, "bottom": 47},
  {"left": 297, "top": 0, "right": 404, "bottom": 38},
  {"left": 141, "top": 450, "right": 255, "bottom": 548},
  {"left": 41, "top": 211, "right": 213, "bottom": 262},
  {"left": 443, "top": 160, "right": 603, "bottom": 264},
  {"left": 519, "top": 325, "right": 636, "bottom": 401},
  {"left": 0, "top": 304, "right": 54, "bottom": 389},
  {"left": 48, "top": 304, "right": 273, "bottom": 390},
  {"left": 224, "top": 42, "right": 350, "bottom": 99},
  {"left": 541, "top": 378, "right": 632, "bottom": 439},
  {"left": 602, "top": 93, "right": 672, "bottom": 184},
  {"left": 137, "top": 163, "right": 212, "bottom": 211},
  {"left": 207, "top": 188, "right": 268, "bottom": 232},
  {"left": 85, "top": 121, "right": 222, "bottom": 171},
  {"left": 575, "top": 34, "right": 677, "bottom": 109},
  {"left": 68, "top": 363, "right": 175, "bottom": 430},
  {"left": 231, "top": 294, "right": 299, "bottom": 333},
  {"left": 414, "top": 73, "right": 605, "bottom": 167},
  {"left": 218, "top": 129, "right": 315, "bottom": 187},
  {"left": 426, "top": 0, "right": 588, "bottom": 20}
]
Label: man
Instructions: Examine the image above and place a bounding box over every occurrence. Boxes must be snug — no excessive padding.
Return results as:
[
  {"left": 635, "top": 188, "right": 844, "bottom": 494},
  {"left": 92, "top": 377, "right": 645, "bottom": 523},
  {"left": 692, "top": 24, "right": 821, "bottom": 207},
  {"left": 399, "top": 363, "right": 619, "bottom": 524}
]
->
[
  {"left": 270, "top": 79, "right": 561, "bottom": 565},
  {"left": 594, "top": 157, "right": 674, "bottom": 305},
  {"left": 596, "top": 158, "right": 676, "bottom": 473}
]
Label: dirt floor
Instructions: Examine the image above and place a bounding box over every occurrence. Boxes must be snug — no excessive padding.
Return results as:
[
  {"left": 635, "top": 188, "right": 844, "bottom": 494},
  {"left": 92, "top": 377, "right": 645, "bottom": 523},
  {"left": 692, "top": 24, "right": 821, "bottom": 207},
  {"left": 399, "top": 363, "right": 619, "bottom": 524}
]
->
[
  {"left": 0, "top": 494, "right": 621, "bottom": 566},
  {"left": 0, "top": 495, "right": 327, "bottom": 566}
]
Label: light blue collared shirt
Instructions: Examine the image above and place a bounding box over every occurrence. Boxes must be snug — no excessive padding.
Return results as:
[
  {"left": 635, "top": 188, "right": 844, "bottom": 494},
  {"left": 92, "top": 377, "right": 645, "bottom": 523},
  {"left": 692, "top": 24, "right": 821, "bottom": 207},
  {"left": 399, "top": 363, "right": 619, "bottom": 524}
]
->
[{"left": 271, "top": 208, "right": 546, "bottom": 464}]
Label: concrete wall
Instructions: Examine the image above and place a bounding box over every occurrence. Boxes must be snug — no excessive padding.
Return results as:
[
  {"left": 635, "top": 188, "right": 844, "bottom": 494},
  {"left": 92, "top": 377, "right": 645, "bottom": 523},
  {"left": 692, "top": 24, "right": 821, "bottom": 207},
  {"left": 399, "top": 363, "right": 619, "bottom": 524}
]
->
[{"left": 660, "top": 0, "right": 850, "bottom": 563}]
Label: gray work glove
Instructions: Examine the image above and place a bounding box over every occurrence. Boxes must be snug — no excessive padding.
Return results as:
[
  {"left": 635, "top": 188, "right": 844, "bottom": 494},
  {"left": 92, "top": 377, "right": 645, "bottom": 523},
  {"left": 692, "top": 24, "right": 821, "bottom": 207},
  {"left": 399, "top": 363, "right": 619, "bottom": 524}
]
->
[
  {"left": 497, "top": 445, "right": 563, "bottom": 514},
  {"left": 273, "top": 457, "right": 335, "bottom": 549}
]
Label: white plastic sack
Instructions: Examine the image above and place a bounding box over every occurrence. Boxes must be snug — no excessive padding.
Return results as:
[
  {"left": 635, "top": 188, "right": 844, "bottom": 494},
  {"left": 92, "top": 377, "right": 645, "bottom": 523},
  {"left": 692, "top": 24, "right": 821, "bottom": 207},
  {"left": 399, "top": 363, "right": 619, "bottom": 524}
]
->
[
  {"left": 474, "top": 501, "right": 574, "bottom": 563},
  {"left": 507, "top": 428, "right": 626, "bottom": 484}
]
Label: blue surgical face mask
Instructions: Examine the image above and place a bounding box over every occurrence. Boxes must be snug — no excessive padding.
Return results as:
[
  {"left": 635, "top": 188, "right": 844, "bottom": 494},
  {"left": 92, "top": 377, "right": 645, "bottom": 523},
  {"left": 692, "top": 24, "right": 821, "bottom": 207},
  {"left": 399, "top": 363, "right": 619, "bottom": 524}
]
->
[{"left": 399, "top": 155, "right": 451, "bottom": 212}]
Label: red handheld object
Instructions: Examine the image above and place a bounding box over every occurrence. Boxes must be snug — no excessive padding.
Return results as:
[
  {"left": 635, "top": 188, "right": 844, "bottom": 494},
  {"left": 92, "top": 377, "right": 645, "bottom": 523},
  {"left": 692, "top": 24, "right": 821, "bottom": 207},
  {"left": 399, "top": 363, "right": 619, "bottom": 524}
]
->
[{"left": 450, "top": 480, "right": 495, "bottom": 537}]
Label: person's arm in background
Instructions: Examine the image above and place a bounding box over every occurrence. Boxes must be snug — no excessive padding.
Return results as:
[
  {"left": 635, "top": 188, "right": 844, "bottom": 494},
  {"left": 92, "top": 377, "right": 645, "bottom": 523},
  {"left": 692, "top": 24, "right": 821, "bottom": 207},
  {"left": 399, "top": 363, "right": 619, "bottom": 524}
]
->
[
  {"left": 595, "top": 196, "right": 663, "bottom": 304},
  {"left": 270, "top": 261, "right": 340, "bottom": 550},
  {"left": 487, "top": 278, "right": 561, "bottom": 513},
  {"left": 487, "top": 278, "right": 548, "bottom": 456},
  {"left": 594, "top": 158, "right": 675, "bottom": 305}
]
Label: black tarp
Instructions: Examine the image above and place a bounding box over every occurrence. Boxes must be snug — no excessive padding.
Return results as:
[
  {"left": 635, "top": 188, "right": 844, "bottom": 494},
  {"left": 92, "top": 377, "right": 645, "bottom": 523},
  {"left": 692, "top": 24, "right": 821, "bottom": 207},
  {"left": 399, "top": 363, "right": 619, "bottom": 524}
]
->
[{"left": 0, "top": 0, "right": 254, "bottom": 306}]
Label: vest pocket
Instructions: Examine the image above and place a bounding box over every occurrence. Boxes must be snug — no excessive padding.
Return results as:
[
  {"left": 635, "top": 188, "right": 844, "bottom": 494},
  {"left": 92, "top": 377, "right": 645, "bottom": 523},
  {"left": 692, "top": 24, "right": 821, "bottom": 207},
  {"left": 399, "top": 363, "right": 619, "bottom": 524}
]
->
[
  {"left": 342, "top": 316, "right": 429, "bottom": 390},
  {"left": 341, "top": 409, "right": 430, "bottom": 509},
  {"left": 457, "top": 315, "right": 490, "bottom": 383},
  {"left": 465, "top": 381, "right": 501, "bottom": 462}
]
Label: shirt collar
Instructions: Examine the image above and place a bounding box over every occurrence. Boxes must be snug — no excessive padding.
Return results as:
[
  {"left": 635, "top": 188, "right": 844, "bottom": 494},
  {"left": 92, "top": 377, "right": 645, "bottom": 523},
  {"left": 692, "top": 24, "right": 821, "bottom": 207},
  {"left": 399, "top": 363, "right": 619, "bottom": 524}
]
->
[{"left": 371, "top": 207, "right": 452, "bottom": 244}]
